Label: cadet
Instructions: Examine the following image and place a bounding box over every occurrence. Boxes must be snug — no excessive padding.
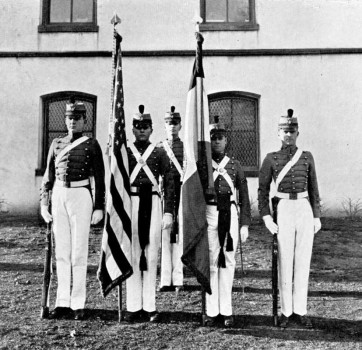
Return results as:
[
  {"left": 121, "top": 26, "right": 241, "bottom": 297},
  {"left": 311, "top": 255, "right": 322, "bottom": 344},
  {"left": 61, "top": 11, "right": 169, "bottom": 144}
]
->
[
  {"left": 258, "top": 109, "right": 321, "bottom": 329},
  {"left": 125, "top": 105, "right": 174, "bottom": 323},
  {"left": 40, "top": 98, "right": 105, "bottom": 320},
  {"left": 204, "top": 116, "right": 251, "bottom": 328},
  {"left": 158, "top": 106, "right": 184, "bottom": 293}
]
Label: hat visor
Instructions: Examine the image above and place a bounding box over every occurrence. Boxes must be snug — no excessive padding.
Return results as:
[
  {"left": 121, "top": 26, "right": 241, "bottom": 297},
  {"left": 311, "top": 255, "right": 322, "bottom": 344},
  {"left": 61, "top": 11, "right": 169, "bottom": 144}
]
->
[
  {"left": 65, "top": 112, "right": 85, "bottom": 118},
  {"left": 279, "top": 125, "right": 298, "bottom": 132},
  {"left": 133, "top": 121, "right": 152, "bottom": 128},
  {"left": 210, "top": 129, "right": 226, "bottom": 134}
]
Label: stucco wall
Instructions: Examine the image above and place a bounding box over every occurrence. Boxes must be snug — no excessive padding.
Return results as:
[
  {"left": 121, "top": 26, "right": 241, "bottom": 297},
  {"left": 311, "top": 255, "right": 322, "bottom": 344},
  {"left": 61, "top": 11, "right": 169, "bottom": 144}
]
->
[
  {"left": 1, "top": 0, "right": 362, "bottom": 215},
  {"left": 1, "top": 52, "right": 362, "bottom": 215},
  {"left": 2, "top": 0, "right": 362, "bottom": 52}
]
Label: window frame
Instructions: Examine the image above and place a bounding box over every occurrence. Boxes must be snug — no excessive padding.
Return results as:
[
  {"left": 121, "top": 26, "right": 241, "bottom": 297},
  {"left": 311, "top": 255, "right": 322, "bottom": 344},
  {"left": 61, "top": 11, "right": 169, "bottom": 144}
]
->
[
  {"left": 208, "top": 91, "right": 260, "bottom": 177},
  {"left": 38, "top": 0, "right": 98, "bottom": 33},
  {"left": 200, "top": 0, "right": 259, "bottom": 31},
  {"left": 36, "top": 91, "right": 97, "bottom": 176}
]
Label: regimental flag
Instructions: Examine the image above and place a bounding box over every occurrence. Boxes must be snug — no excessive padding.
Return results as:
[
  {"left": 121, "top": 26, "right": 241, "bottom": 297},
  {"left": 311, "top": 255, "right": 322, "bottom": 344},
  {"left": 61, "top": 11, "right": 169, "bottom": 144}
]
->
[
  {"left": 97, "top": 32, "right": 133, "bottom": 296},
  {"left": 181, "top": 32, "right": 214, "bottom": 295}
]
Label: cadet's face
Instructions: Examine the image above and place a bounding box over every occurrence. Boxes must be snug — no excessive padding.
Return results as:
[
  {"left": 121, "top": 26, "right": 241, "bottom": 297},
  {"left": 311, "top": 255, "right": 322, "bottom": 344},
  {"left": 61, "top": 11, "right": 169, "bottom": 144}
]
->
[
  {"left": 211, "top": 134, "right": 227, "bottom": 153},
  {"left": 278, "top": 128, "right": 299, "bottom": 146},
  {"left": 164, "top": 121, "right": 182, "bottom": 138},
  {"left": 65, "top": 115, "right": 86, "bottom": 133},
  {"left": 133, "top": 124, "right": 153, "bottom": 142}
]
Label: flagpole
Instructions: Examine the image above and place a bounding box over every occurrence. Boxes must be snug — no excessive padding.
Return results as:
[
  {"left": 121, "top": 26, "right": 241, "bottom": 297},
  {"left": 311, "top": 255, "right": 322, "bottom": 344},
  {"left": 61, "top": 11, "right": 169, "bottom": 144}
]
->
[
  {"left": 110, "top": 13, "right": 124, "bottom": 322},
  {"left": 192, "top": 15, "right": 208, "bottom": 326},
  {"left": 108, "top": 14, "right": 121, "bottom": 157}
]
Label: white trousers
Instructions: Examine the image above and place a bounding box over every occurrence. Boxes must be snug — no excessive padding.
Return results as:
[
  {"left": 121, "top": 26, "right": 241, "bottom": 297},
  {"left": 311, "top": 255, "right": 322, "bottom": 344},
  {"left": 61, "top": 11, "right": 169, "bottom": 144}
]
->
[
  {"left": 52, "top": 186, "right": 93, "bottom": 310},
  {"left": 277, "top": 198, "right": 314, "bottom": 317},
  {"left": 206, "top": 204, "right": 239, "bottom": 317},
  {"left": 126, "top": 194, "right": 162, "bottom": 313},
  {"left": 160, "top": 205, "right": 183, "bottom": 287}
]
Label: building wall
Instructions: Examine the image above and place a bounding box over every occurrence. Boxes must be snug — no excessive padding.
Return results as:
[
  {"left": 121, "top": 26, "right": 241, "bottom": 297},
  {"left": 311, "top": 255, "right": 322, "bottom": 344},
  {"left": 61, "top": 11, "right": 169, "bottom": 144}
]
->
[
  {"left": 1, "top": 0, "right": 362, "bottom": 215},
  {"left": 3, "top": 0, "right": 362, "bottom": 51}
]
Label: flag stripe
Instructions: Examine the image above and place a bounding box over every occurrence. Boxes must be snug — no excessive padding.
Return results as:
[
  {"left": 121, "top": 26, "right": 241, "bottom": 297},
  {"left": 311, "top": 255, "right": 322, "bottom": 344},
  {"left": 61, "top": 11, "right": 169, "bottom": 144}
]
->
[
  {"left": 97, "top": 32, "right": 133, "bottom": 297},
  {"left": 109, "top": 174, "right": 132, "bottom": 240}
]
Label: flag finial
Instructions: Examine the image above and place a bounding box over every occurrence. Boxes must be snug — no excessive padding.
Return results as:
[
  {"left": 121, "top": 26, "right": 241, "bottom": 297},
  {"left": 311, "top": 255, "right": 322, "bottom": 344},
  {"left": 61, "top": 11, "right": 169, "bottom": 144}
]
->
[
  {"left": 111, "top": 13, "right": 121, "bottom": 26},
  {"left": 192, "top": 15, "right": 203, "bottom": 32}
]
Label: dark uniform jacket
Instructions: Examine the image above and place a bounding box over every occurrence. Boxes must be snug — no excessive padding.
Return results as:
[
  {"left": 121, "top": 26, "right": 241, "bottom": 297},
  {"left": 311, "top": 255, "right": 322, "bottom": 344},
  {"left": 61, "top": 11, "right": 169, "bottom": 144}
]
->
[
  {"left": 156, "top": 137, "right": 183, "bottom": 217},
  {"left": 212, "top": 152, "right": 251, "bottom": 228},
  {"left": 258, "top": 144, "right": 321, "bottom": 218},
  {"left": 40, "top": 132, "right": 105, "bottom": 210},
  {"left": 127, "top": 141, "right": 174, "bottom": 214}
]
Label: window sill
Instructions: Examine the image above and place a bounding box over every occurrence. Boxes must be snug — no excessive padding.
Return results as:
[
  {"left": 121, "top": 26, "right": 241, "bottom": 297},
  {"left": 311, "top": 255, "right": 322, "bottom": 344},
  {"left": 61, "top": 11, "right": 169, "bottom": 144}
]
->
[
  {"left": 38, "top": 24, "right": 99, "bottom": 33},
  {"left": 199, "top": 22, "right": 259, "bottom": 32}
]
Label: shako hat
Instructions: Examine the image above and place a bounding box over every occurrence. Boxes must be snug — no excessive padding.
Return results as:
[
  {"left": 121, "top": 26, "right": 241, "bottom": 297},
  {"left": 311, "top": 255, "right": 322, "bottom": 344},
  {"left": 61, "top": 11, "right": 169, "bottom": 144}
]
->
[
  {"left": 65, "top": 96, "right": 86, "bottom": 117},
  {"left": 133, "top": 105, "right": 152, "bottom": 127},
  {"left": 164, "top": 106, "right": 181, "bottom": 123},
  {"left": 278, "top": 109, "right": 298, "bottom": 131},
  {"left": 209, "top": 116, "right": 226, "bottom": 135}
]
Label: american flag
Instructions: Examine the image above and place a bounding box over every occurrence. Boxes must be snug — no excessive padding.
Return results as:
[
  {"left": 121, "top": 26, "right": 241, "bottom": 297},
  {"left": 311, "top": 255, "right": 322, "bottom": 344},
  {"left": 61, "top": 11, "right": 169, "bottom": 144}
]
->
[
  {"left": 181, "top": 32, "right": 213, "bottom": 295},
  {"left": 97, "top": 32, "right": 133, "bottom": 296}
]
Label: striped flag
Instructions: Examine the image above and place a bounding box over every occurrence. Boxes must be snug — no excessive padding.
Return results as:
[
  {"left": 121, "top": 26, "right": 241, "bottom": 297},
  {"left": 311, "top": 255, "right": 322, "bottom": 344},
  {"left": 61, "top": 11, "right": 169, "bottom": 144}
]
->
[
  {"left": 97, "top": 32, "right": 133, "bottom": 296},
  {"left": 181, "top": 32, "right": 213, "bottom": 295}
]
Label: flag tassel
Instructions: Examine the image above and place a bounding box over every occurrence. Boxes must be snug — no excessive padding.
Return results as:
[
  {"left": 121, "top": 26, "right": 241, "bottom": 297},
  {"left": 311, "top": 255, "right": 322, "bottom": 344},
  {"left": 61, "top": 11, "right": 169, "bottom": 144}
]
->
[
  {"left": 139, "top": 250, "right": 147, "bottom": 271},
  {"left": 226, "top": 232, "right": 233, "bottom": 252},
  {"left": 217, "top": 248, "right": 226, "bottom": 268}
]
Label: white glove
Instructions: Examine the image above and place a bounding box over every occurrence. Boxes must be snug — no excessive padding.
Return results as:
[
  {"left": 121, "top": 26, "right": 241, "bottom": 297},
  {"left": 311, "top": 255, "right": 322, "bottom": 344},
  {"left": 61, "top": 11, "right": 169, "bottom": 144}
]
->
[
  {"left": 91, "top": 209, "right": 104, "bottom": 225},
  {"left": 239, "top": 225, "right": 249, "bottom": 243},
  {"left": 314, "top": 218, "right": 321, "bottom": 234},
  {"left": 162, "top": 213, "right": 173, "bottom": 229},
  {"left": 263, "top": 215, "right": 278, "bottom": 235},
  {"left": 41, "top": 205, "right": 52, "bottom": 223}
]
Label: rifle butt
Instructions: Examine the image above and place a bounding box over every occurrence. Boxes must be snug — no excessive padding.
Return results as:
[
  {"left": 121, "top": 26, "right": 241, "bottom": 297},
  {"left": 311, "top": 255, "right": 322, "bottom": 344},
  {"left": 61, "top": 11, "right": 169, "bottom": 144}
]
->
[
  {"left": 201, "top": 289, "right": 206, "bottom": 326},
  {"left": 273, "top": 315, "right": 279, "bottom": 327},
  {"left": 272, "top": 233, "right": 279, "bottom": 326},
  {"left": 40, "top": 306, "right": 49, "bottom": 319},
  {"left": 118, "top": 284, "right": 123, "bottom": 322},
  {"left": 40, "top": 222, "right": 52, "bottom": 319}
]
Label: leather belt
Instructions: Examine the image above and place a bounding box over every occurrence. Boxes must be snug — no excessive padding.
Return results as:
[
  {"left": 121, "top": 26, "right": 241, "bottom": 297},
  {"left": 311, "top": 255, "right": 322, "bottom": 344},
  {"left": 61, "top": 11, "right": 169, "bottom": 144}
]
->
[
  {"left": 130, "top": 185, "right": 160, "bottom": 196},
  {"left": 276, "top": 191, "right": 308, "bottom": 200},
  {"left": 54, "top": 179, "right": 90, "bottom": 188}
]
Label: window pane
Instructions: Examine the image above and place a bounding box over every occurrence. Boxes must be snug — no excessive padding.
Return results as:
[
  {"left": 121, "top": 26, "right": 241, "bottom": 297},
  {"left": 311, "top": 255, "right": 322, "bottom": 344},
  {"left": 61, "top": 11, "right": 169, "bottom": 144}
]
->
[
  {"left": 205, "top": 0, "right": 227, "bottom": 22},
  {"left": 50, "top": 0, "right": 71, "bottom": 23},
  {"left": 228, "top": 0, "right": 250, "bottom": 23},
  {"left": 49, "top": 100, "right": 67, "bottom": 131},
  {"left": 209, "top": 96, "right": 258, "bottom": 168},
  {"left": 73, "top": 0, "right": 93, "bottom": 23}
]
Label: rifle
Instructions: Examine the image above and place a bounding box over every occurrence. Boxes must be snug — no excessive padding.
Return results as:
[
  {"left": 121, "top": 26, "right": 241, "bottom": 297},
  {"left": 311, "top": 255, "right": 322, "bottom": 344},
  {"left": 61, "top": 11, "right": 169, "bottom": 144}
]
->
[
  {"left": 271, "top": 197, "right": 279, "bottom": 327},
  {"left": 40, "top": 195, "right": 52, "bottom": 319}
]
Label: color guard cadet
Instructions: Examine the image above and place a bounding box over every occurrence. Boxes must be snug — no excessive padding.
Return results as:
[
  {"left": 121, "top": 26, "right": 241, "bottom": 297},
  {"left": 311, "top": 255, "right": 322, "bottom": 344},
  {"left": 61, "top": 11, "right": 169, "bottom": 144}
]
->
[
  {"left": 40, "top": 98, "right": 105, "bottom": 320},
  {"left": 204, "top": 117, "right": 251, "bottom": 327},
  {"left": 258, "top": 109, "right": 321, "bottom": 329},
  {"left": 125, "top": 105, "right": 174, "bottom": 323},
  {"left": 158, "top": 106, "right": 184, "bottom": 293}
]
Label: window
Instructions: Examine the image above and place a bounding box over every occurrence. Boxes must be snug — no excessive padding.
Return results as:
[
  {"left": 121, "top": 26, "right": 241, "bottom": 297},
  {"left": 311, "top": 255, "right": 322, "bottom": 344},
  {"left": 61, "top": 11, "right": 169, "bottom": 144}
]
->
[
  {"left": 38, "top": 0, "right": 98, "bottom": 33},
  {"left": 36, "top": 91, "right": 97, "bottom": 175},
  {"left": 200, "top": 0, "right": 259, "bottom": 31},
  {"left": 208, "top": 91, "right": 260, "bottom": 177}
]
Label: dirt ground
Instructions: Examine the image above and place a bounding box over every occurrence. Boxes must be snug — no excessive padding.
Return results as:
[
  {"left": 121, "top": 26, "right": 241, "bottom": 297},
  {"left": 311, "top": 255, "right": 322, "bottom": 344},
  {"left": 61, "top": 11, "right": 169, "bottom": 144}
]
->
[{"left": 0, "top": 215, "right": 361, "bottom": 350}]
